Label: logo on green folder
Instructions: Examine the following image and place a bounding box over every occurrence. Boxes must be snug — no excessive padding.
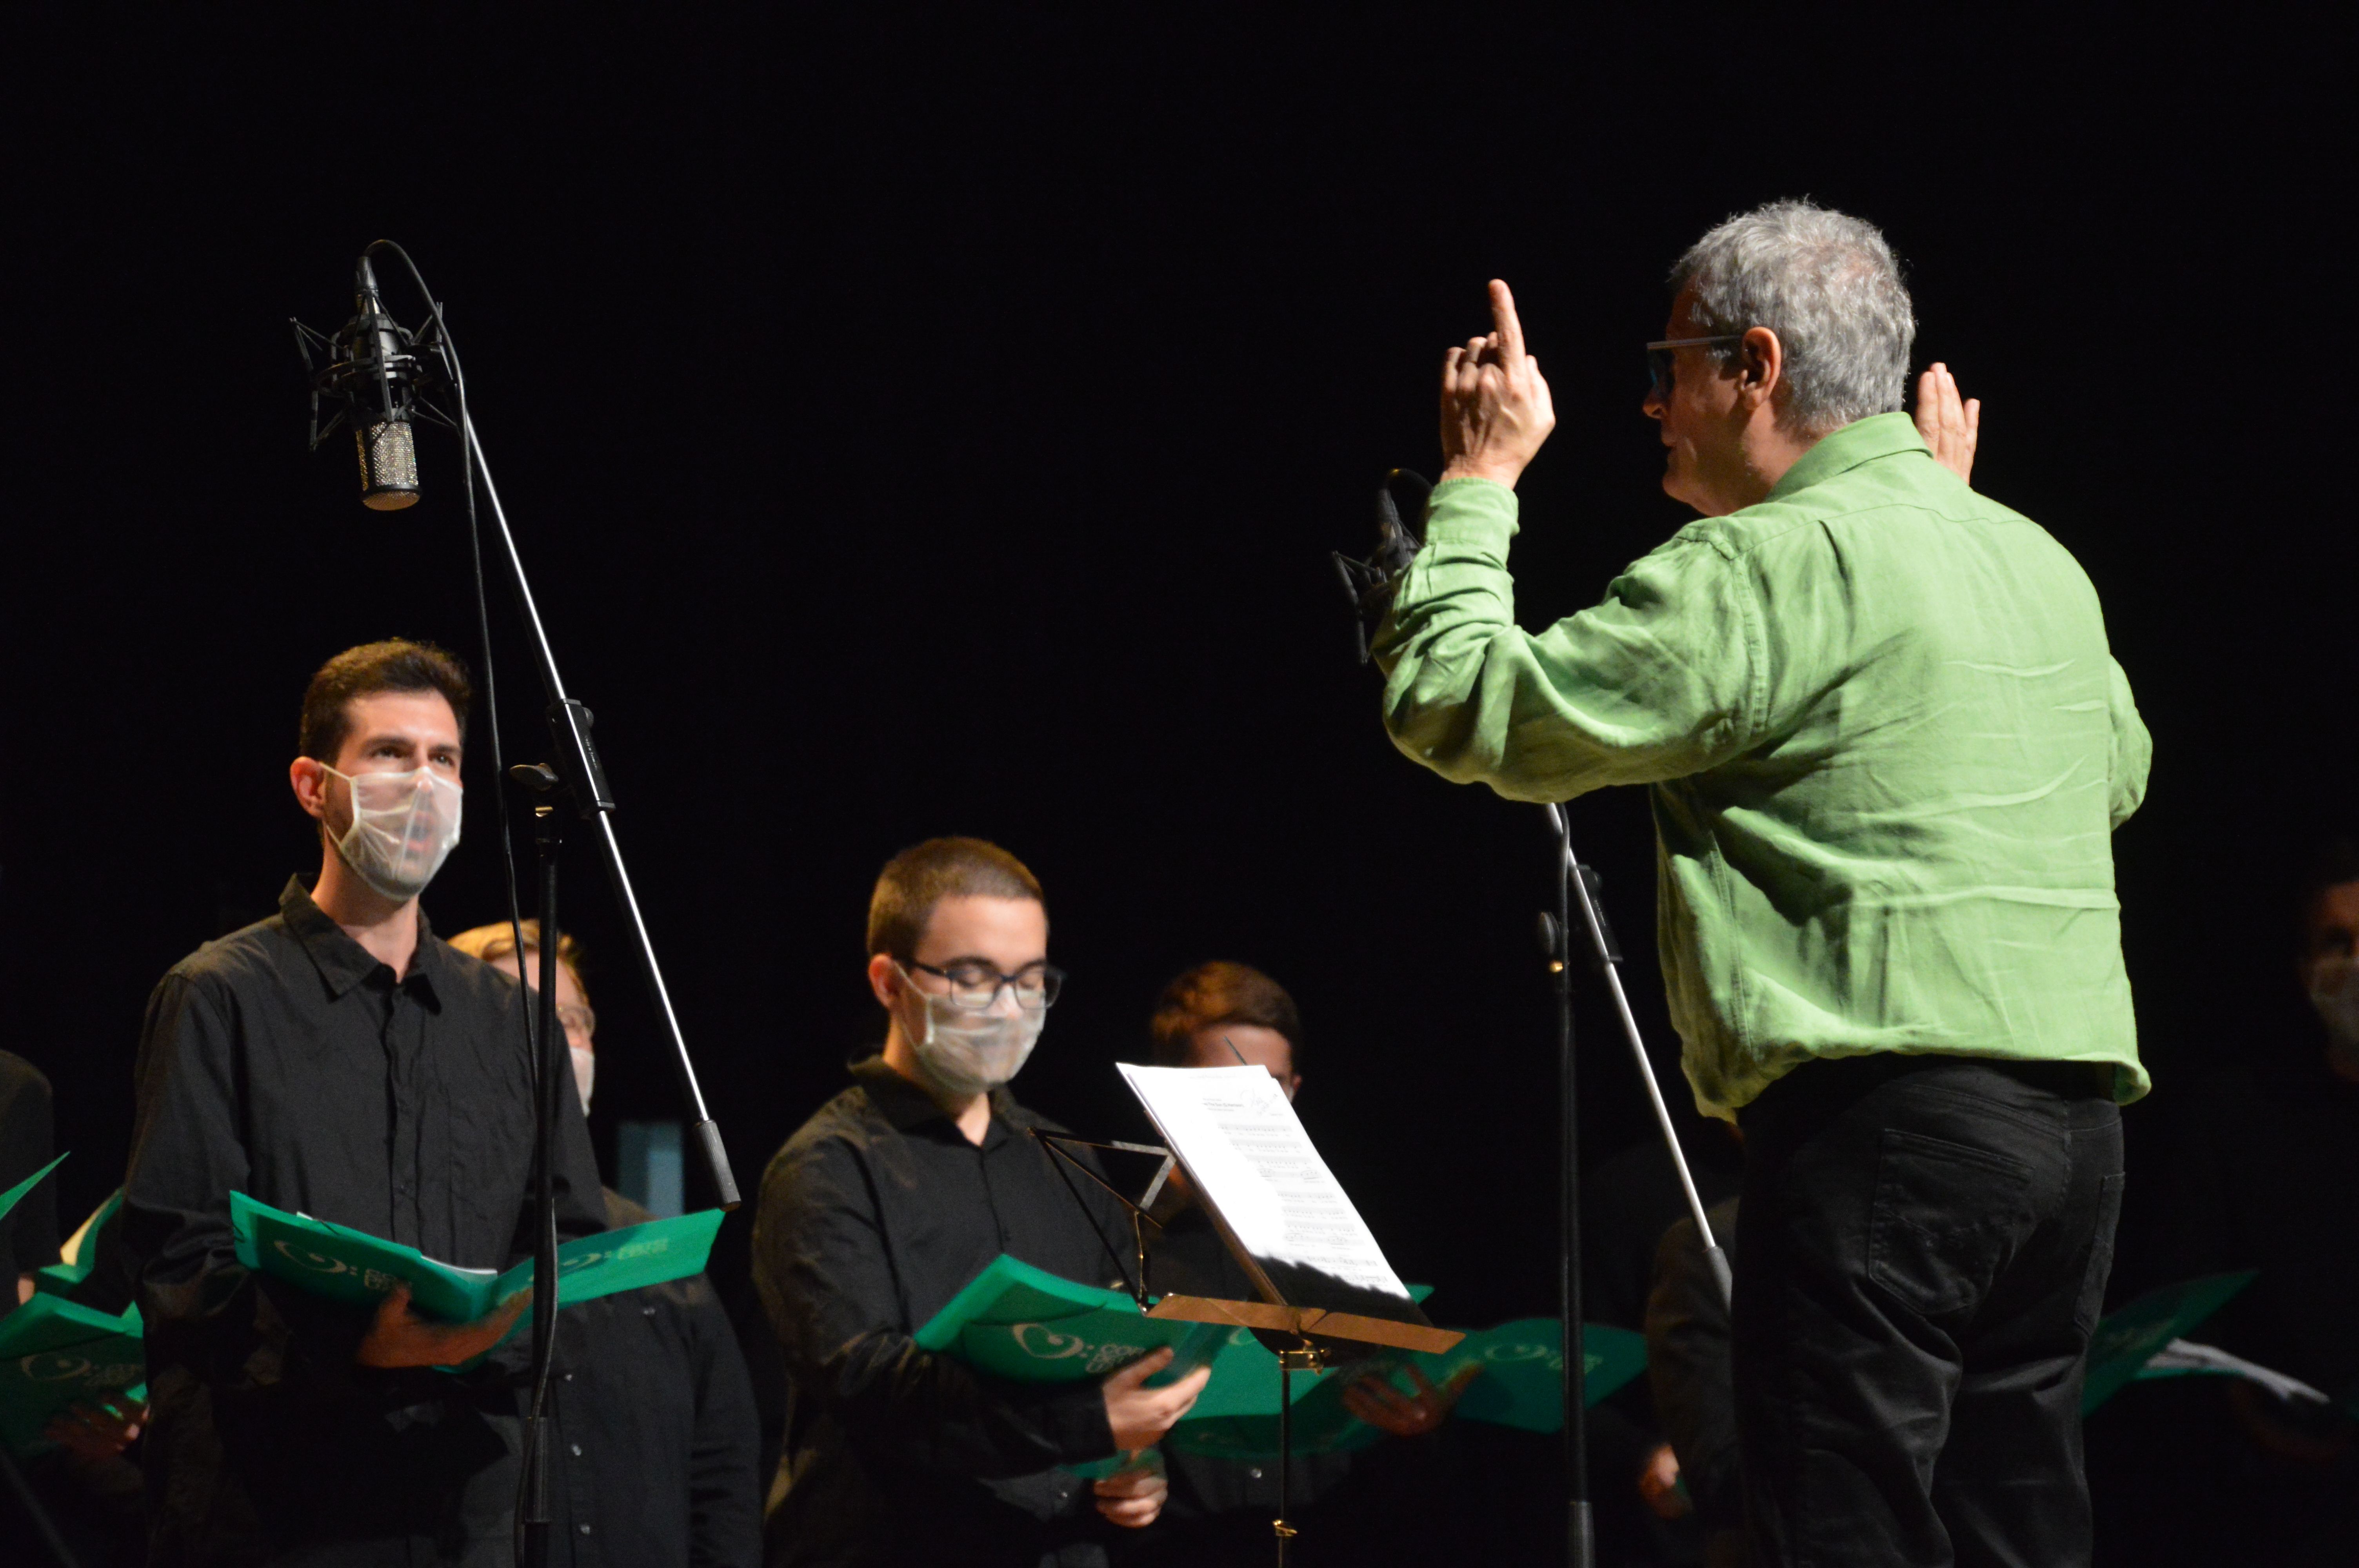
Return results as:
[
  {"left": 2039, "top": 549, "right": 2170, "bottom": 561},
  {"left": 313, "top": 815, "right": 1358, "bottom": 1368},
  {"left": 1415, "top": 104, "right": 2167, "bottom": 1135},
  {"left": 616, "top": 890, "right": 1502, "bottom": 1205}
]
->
[
  {"left": 17, "top": 1352, "right": 141, "bottom": 1389},
  {"left": 271, "top": 1239, "right": 402, "bottom": 1294},
  {"left": 1481, "top": 1339, "right": 1565, "bottom": 1372},
  {"left": 1006, "top": 1322, "right": 1152, "bottom": 1374},
  {"left": 554, "top": 1234, "right": 676, "bottom": 1274}
]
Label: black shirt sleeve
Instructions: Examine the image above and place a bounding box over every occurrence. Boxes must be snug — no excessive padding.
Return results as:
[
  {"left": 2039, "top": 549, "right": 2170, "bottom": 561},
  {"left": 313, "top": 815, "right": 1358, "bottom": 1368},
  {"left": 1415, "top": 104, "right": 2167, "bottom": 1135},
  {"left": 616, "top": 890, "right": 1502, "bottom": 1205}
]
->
[
  {"left": 123, "top": 971, "right": 379, "bottom": 1397},
  {"left": 752, "top": 1129, "right": 1114, "bottom": 1479}
]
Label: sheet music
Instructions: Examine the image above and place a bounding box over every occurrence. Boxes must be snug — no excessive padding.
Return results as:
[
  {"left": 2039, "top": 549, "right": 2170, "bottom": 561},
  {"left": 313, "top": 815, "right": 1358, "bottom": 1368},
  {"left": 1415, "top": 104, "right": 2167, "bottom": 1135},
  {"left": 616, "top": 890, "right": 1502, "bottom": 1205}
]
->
[{"left": 1118, "top": 1063, "right": 1411, "bottom": 1303}]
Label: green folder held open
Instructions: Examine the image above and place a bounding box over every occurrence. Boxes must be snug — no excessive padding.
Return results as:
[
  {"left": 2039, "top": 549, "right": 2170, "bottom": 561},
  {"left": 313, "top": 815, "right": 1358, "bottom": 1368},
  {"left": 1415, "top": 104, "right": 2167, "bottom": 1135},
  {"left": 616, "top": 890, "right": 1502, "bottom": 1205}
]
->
[
  {"left": 230, "top": 1191, "right": 724, "bottom": 1324},
  {"left": 0, "top": 1292, "right": 144, "bottom": 1455},
  {"left": 913, "top": 1253, "right": 1230, "bottom": 1387},
  {"left": 1163, "top": 1317, "right": 1649, "bottom": 1461},
  {"left": 914, "top": 1254, "right": 1257, "bottom": 1481},
  {"left": 2081, "top": 1271, "right": 2256, "bottom": 1416}
]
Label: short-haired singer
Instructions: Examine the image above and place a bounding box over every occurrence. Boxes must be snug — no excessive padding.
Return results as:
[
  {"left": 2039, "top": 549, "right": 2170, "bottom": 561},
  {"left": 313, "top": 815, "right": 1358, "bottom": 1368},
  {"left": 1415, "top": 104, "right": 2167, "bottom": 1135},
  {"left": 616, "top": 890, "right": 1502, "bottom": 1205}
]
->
[
  {"left": 751, "top": 837, "right": 1209, "bottom": 1567},
  {"left": 1372, "top": 201, "right": 2150, "bottom": 1566},
  {"left": 123, "top": 640, "right": 606, "bottom": 1566}
]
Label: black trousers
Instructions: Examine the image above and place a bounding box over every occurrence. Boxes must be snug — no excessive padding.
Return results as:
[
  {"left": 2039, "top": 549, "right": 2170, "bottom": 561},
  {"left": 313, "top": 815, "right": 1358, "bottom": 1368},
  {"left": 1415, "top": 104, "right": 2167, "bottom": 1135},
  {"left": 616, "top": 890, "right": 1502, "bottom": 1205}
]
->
[{"left": 1732, "top": 1055, "right": 2125, "bottom": 1568}]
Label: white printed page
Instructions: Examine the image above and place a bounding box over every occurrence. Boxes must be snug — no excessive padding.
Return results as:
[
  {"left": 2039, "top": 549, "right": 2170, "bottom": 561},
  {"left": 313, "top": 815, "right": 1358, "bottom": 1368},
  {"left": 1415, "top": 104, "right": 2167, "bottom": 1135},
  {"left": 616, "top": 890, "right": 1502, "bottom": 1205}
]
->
[{"left": 1119, "top": 1063, "right": 1412, "bottom": 1303}]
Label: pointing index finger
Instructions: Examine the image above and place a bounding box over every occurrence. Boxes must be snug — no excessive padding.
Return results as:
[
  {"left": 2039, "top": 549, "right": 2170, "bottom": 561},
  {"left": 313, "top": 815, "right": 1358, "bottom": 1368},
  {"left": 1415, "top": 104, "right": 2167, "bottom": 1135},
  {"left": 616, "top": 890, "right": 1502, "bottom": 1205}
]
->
[{"left": 1489, "top": 279, "right": 1526, "bottom": 363}]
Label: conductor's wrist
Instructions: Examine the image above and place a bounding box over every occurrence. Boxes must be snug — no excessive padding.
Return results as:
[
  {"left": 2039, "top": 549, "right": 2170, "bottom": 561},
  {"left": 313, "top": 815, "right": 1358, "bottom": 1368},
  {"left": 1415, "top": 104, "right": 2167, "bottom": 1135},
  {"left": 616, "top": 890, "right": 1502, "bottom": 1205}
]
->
[{"left": 1439, "top": 457, "right": 1523, "bottom": 489}]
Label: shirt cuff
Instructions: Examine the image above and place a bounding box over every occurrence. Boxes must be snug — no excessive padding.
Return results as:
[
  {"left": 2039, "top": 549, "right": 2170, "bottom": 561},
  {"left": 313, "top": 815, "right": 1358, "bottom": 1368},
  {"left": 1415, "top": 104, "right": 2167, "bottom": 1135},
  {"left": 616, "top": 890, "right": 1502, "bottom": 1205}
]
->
[
  {"left": 1029, "top": 1377, "right": 1118, "bottom": 1464},
  {"left": 1422, "top": 477, "right": 1520, "bottom": 555}
]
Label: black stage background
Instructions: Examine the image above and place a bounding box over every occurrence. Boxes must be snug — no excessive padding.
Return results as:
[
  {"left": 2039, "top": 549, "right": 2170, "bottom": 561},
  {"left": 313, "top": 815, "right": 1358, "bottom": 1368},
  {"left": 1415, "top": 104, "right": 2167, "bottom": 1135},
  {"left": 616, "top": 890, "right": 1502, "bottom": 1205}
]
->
[{"left": 1, "top": 1, "right": 2344, "bottom": 1497}]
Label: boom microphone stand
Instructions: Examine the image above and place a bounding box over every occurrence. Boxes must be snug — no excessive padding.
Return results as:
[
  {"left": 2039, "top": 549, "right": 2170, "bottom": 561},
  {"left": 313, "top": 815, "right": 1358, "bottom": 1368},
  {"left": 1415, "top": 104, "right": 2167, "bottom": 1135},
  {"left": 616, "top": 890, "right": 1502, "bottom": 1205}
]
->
[{"left": 296, "top": 242, "right": 742, "bottom": 1568}]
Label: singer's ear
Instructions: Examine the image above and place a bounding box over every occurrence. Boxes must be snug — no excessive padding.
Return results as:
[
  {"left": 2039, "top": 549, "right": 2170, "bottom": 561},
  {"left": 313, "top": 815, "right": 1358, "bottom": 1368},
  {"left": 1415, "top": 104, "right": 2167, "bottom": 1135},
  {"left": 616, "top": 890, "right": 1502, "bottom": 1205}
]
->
[
  {"left": 290, "top": 756, "right": 331, "bottom": 822},
  {"left": 866, "top": 953, "right": 902, "bottom": 1010}
]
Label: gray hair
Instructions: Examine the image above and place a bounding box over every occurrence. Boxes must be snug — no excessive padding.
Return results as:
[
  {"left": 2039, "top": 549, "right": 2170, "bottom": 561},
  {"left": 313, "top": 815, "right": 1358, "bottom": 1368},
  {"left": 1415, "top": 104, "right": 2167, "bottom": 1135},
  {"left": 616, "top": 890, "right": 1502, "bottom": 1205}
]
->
[{"left": 1670, "top": 200, "right": 1915, "bottom": 435}]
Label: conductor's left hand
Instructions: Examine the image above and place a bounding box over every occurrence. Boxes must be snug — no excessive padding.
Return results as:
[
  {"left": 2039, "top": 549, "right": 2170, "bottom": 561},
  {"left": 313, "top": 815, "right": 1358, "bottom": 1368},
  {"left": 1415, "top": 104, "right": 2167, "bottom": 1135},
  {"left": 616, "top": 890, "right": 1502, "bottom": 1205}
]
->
[
  {"left": 1913, "top": 362, "right": 1980, "bottom": 484},
  {"left": 1093, "top": 1453, "right": 1170, "bottom": 1528},
  {"left": 1439, "top": 279, "right": 1556, "bottom": 490}
]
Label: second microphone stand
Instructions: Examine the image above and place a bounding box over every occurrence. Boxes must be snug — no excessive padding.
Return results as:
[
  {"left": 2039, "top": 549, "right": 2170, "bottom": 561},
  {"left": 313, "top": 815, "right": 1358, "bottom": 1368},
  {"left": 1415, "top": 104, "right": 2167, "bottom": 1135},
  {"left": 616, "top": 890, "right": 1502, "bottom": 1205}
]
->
[{"left": 1536, "top": 803, "right": 1734, "bottom": 1568}]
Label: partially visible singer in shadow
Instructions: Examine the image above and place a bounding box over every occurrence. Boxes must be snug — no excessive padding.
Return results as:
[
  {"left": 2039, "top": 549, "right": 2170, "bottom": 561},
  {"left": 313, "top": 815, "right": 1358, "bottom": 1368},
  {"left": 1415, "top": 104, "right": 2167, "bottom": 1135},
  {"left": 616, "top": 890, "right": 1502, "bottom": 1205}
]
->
[
  {"left": 1369, "top": 201, "right": 2147, "bottom": 1568},
  {"left": 449, "top": 919, "right": 761, "bottom": 1568}
]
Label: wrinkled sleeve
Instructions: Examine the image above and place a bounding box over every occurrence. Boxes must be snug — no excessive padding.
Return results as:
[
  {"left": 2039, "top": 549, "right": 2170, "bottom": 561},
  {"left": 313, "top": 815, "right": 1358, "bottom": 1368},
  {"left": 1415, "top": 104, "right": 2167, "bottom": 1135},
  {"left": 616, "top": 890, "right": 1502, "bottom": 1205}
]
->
[
  {"left": 1374, "top": 479, "right": 1760, "bottom": 802},
  {"left": 2105, "top": 656, "right": 2150, "bottom": 829},
  {"left": 121, "top": 972, "right": 375, "bottom": 1399},
  {"left": 751, "top": 1136, "right": 1113, "bottom": 1478}
]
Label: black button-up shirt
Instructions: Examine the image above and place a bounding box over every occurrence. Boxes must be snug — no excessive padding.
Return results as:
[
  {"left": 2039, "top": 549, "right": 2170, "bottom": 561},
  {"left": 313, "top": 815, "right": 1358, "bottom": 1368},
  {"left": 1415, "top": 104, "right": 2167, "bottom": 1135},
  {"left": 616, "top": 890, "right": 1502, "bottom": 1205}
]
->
[
  {"left": 123, "top": 876, "right": 606, "bottom": 1565},
  {"left": 542, "top": 1191, "right": 763, "bottom": 1568},
  {"left": 751, "top": 1056, "right": 1133, "bottom": 1568}
]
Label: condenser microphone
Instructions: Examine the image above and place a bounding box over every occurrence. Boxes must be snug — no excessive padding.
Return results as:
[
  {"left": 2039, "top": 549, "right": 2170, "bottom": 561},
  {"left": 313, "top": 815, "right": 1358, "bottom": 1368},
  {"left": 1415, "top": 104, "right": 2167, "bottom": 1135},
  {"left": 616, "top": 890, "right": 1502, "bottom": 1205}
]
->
[
  {"left": 341, "top": 256, "right": 422, "bottom": 509},
  {"left": 293, "top": 249, "right": 447, "bottom": 510}
]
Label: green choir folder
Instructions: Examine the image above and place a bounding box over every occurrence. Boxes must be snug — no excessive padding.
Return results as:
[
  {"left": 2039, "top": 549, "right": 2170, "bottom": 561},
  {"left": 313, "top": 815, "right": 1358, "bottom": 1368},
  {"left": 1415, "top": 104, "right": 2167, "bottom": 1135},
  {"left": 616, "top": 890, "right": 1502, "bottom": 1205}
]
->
[
  {"left": 1164, "top": 1317, "right": 1650, "bottom": 1462},
  {"left": 913, "top": 1254, "right": 1231, "bottom": 1387},
  {"left": 918, "top": 1259, "right": 1656, "bottom": 1473},
  {"left": 0, "top": 1293, "right": 145, "bottom": 1456},
  {"left": 914, "top": 1254, "right": 1243, "bottom": 1483},
  {"left": 2081, "top": 1271, "right": 2256, "bottom": 1416},
  {"left": 229, "top": 1191, "right": 725, "bottom": 1324}
]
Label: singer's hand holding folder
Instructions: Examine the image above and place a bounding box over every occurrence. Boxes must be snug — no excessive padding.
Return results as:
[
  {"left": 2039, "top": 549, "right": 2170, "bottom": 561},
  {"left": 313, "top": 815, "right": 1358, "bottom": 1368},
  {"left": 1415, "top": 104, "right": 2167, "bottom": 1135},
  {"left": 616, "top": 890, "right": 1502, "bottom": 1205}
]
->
[
  {"left": 0, "top": 1294, "right": 145, "bottom": 1455},
  {"left": 915, "top": 1255, "right": 1235, "bottom": 1481},
  {"left": 229, "top": 1191, "right": 723, "bottom": 1323}
]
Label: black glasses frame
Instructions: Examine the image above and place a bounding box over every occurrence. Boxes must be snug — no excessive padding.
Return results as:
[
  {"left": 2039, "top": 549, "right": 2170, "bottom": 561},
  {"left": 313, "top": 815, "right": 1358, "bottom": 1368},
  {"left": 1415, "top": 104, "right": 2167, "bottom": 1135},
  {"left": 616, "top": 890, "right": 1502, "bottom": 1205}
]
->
[
  {"left": 1645, "top": 334, "right": 1746, "bottom": 401},
  {"left": 904, "top": 958, "right": 1067, "bottom": 1012}
]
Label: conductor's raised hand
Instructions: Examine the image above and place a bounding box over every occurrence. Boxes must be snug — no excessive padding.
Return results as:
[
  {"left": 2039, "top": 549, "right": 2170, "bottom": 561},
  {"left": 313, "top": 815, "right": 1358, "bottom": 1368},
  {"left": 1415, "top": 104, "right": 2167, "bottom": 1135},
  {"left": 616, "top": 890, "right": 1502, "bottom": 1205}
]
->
[
  {"left": 355, "top": 1282, "right": 529, "bottom": 1369},
  {"left": 1100, "top": 1346, "right": 1212, "bottom": 1453},
  {"left": 1913, "top": 362, "right": 1980, "bottom": 485},
  {"left": 1439, "top": 279, "right": 1556, "bottom": 490}
]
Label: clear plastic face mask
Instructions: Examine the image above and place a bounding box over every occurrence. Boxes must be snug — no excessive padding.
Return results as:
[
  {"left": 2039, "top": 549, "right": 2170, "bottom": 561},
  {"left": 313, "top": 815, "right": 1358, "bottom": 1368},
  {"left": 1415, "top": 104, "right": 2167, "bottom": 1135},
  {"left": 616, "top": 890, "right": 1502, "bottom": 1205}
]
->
[{"left": 322, "top": 764, "right": 463, "bottom": 900}]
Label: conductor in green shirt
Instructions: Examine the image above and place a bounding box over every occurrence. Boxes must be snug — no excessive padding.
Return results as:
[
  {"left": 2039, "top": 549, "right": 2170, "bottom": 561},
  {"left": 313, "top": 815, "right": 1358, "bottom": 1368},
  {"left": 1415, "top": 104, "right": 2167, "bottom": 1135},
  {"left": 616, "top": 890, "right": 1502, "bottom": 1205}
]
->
[{"left": 1374, "top": 200, "right": 2149, "bottom": 1567}]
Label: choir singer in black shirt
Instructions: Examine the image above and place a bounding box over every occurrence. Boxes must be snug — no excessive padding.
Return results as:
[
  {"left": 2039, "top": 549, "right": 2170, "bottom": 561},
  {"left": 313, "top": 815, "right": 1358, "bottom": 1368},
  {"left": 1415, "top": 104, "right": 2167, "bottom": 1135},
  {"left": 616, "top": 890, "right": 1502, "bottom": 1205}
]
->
[
  {"left": 122, "top": 640, "right": 607, "bottom": 1567},
  {"left": 752, "top": 838, "right": 1210, "bottom": 1568}
]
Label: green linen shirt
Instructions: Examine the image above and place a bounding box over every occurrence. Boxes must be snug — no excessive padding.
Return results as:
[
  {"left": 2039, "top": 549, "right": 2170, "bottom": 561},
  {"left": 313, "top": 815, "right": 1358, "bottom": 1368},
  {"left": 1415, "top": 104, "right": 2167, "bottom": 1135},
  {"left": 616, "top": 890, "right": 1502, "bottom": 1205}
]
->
[{"left": 1375, "top": 412, "right": 2151, "bottom": 1118}]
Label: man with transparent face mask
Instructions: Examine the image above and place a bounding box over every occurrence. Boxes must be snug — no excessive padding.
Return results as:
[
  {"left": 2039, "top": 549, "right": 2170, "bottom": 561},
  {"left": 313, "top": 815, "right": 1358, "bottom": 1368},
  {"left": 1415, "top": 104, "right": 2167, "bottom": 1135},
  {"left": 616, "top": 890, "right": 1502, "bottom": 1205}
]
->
[
  {"left": 751, "top": 837, "right": 1211, "bottom": 1568},
  {"left": 122, "top": 639, "right": 606, "bottom": 1567}
]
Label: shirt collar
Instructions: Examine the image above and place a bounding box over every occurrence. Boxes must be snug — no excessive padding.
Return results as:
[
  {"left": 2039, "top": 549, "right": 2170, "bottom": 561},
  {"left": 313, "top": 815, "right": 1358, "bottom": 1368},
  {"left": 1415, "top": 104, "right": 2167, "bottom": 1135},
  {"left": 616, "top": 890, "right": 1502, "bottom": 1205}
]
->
[
  {"left": 278, "top": 875, "right": 445, "bottom": 1005},
  {"left": 849, "top": 1053, "right": 1020, "bottom": 1146},
  {"left": 1763, "top": 410, "right": 1930, "bottom": 504}
]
